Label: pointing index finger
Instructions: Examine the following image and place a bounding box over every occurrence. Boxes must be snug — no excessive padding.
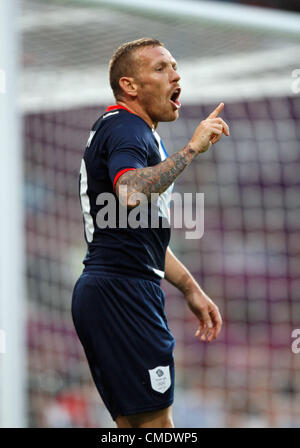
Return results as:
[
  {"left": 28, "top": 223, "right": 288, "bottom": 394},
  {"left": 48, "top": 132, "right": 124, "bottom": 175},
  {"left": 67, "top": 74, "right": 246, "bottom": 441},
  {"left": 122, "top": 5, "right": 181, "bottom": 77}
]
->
[{"left": 208, "top": 102, "right": 224, "bottom": 119}]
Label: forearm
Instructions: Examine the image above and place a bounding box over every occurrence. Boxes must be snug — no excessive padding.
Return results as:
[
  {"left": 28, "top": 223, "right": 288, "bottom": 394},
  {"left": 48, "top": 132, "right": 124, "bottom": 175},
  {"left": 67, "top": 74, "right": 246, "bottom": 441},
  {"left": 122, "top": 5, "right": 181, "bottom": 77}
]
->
[
  {"left": 115, "top": 102, "right": 229, "bottom": 207},
  {"left": 164, "top": 246, "right": 201, "bottom": 295},
  {"left": 116, "top": 143, "right": 197, "bottom": 205}
]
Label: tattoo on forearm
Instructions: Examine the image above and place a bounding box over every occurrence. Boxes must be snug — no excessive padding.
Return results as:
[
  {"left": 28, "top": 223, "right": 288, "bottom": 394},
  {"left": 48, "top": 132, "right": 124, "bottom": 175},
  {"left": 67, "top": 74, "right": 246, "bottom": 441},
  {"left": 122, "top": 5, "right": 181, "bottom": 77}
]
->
[{"left": 116, "top": 143, "right": 197, "bottom": 201}]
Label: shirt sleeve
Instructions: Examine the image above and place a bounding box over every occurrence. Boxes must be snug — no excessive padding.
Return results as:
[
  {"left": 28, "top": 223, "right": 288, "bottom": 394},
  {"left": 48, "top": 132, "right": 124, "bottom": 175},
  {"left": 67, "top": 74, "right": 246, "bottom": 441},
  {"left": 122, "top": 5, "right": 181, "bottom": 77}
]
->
[{"left": 106, "top": 120, "right": 149, "bottom": 191}]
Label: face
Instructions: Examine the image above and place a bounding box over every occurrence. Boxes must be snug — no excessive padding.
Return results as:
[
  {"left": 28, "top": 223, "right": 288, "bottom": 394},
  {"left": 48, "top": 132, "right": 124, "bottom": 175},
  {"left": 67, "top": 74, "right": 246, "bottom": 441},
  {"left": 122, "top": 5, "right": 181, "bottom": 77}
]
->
[{"left": 133, "top": 46, "right": 181, "bottom": 125}]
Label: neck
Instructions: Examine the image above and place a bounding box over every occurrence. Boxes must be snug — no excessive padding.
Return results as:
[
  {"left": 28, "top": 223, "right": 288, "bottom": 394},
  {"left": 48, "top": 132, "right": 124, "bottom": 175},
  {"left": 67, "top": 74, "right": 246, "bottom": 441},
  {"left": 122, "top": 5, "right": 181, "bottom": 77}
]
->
[{"left": 116, "top": 99, "right": 158, "bottom": 130}]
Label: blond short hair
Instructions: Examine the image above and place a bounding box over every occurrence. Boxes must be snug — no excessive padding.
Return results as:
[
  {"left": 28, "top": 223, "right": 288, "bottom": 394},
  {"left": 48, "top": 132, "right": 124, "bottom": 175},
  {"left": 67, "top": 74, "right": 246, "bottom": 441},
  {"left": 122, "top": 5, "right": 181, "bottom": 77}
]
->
[{"left": 109, "top": 38, "right": 164, "bottom": 99}]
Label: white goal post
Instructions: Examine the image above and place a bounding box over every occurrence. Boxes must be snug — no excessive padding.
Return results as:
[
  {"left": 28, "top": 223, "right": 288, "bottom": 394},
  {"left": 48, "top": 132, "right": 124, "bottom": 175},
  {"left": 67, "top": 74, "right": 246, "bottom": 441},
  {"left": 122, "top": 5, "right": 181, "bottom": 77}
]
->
[{"left": 0, "top": 0, "right": 27, "bottom": 428}]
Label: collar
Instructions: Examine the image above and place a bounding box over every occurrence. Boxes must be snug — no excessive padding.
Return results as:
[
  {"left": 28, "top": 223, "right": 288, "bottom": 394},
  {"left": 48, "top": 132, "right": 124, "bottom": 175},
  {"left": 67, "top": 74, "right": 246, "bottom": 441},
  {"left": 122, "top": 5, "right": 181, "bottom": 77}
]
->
[
  {"left": 106, "top": 104, "right": 155, "bottom": 130},
  {"left": 106, "top": 104, "right": 133, "bottom": 113}
]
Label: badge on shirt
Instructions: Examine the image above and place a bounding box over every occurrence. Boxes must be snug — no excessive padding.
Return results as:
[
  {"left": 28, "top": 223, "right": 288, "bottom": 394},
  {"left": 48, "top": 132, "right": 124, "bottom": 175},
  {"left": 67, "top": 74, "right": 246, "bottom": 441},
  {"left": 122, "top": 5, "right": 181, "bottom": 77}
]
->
[{"left": 148, "top": 365, "right": 171, "bottom": 393}]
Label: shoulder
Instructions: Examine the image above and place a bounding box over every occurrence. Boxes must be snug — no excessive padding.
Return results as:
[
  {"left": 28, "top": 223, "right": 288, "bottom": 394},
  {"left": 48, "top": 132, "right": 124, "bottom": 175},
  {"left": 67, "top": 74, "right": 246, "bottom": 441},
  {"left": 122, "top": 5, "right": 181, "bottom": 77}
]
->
[
  {"left": 102, "top": 110, "right": 155, "bottom": 146},
  {"left": 104, "top": 110, "right": 151, "bottom": 134}
]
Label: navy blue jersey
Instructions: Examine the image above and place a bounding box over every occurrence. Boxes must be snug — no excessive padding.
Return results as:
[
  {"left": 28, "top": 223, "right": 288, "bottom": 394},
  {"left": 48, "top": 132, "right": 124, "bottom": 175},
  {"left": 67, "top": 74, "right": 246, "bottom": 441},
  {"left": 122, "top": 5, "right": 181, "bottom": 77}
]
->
[{"left": 79, "top": 105, "right": 173, "bottom": 283}]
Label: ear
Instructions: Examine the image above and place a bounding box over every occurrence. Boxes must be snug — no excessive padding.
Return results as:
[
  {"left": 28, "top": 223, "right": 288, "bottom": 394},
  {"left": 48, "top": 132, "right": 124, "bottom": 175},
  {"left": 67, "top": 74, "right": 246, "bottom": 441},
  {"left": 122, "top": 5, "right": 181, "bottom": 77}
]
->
[{"left": 119, "top": 77, "right": 138, "bottom": 98}]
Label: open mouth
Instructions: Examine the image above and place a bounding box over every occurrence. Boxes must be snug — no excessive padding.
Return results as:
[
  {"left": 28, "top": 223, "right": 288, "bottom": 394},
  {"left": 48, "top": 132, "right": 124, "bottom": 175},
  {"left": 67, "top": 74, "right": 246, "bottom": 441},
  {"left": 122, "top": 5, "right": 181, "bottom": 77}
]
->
[{"left": 170, "top": 88, "right": 181, "bottom": 110}]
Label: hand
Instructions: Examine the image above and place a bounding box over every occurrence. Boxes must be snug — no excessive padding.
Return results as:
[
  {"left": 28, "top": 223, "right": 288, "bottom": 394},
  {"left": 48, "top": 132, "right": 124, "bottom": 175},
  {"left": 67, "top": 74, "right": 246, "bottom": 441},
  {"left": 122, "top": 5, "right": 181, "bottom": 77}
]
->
[
  {"left": 189, "top": 102, "right": 230, "bottom": 154},
  {"left": 185, "top": 287, "right": 222, "bottom": 343}
]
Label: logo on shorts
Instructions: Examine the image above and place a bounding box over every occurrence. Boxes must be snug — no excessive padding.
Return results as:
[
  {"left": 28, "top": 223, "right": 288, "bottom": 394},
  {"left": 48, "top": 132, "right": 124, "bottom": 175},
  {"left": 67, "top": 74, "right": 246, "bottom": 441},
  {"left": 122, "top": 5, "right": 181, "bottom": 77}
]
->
[{"left": 148, "top": 365, "right": 171, "bottom": 393}]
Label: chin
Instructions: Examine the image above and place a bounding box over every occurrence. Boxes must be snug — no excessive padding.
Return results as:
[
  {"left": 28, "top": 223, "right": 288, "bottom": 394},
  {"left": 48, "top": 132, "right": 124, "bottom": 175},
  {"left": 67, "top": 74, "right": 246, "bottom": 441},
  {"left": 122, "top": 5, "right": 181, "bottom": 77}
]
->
[
  {"left": 157, "top": 110, "right": 179, "bottom": 123},
  {"left": 171, "top": 110, "right": 179, "bottom": 121},
  {"left": 167, "top": 110, "right": 179, "bottom": 122}
]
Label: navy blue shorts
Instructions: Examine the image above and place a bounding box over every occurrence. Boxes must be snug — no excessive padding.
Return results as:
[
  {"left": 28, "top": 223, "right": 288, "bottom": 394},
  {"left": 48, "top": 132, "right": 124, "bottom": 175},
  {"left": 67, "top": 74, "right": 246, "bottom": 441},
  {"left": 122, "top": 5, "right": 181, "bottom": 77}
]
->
[{"left": 71, "top": 273, "right": 175, "bottom": 420}]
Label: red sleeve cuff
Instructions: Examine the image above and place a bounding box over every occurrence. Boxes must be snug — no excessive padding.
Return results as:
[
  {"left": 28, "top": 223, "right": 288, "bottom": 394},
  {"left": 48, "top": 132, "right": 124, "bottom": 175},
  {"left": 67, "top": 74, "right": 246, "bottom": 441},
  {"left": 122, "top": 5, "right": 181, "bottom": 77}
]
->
[{"left": 113, "top": 168, "right": 136, "bottom": 192}]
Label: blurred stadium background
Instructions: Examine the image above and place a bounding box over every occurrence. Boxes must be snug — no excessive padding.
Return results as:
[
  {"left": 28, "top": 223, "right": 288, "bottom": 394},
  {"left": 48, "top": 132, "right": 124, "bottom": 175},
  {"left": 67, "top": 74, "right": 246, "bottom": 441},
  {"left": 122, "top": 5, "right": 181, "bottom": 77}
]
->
[{"left": 1, "top": 0, "right": 300, "bottom": 428}]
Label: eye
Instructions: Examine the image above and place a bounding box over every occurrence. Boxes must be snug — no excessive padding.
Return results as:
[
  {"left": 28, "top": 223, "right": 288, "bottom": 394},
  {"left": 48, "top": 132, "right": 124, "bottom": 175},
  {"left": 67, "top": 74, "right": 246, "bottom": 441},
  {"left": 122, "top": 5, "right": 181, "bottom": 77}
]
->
[{"left": 156, "top": 67, "right": 163, "bottom": 72}]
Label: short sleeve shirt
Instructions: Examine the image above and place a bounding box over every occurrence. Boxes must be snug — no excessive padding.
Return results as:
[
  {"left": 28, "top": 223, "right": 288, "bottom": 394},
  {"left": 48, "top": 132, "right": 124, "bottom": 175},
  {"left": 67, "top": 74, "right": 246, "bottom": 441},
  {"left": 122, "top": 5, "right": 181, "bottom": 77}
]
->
[{"left": 79, "top": 105, "right": 173, "bottom": 283}]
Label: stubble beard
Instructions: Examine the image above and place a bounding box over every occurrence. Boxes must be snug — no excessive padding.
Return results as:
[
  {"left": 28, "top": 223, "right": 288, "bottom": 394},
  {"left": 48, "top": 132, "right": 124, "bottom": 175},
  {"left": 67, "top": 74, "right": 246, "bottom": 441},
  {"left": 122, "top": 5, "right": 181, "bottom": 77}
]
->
[
  {"left": 144, "top": 95, "right": 179, "bottom": 124},
  {"left": 137, "top": 82, "right": 179, "bottom": 124}
]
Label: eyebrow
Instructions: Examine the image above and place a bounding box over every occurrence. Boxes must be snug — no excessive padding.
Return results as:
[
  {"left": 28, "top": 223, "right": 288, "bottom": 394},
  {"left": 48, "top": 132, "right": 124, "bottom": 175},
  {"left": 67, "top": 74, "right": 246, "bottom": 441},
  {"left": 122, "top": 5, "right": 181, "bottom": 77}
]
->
[{"left": 154, "top": 59, "right": 178, "bottom": 68}]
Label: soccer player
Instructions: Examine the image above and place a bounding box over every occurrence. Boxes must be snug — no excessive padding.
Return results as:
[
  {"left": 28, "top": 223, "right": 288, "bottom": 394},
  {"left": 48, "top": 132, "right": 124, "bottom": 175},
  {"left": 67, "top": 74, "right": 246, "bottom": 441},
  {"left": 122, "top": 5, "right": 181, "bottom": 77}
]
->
[{"left": 72, "top": 38, "right": 229, "bottom": 428}]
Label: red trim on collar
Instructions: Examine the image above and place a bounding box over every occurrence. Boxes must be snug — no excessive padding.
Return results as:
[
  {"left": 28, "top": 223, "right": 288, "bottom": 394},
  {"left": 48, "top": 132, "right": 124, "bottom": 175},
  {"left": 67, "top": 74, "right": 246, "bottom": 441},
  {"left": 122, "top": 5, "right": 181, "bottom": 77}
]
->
[{"left": 106, "top": 105, "right": 133, "bottom": 113}]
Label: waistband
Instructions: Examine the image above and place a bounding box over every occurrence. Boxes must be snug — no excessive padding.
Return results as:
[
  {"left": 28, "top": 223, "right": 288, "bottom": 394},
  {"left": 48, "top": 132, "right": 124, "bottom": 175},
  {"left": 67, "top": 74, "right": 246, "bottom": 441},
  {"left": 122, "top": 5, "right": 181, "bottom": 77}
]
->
[{"left": 82, "top": 265, "right": 161, "bottom": 285}]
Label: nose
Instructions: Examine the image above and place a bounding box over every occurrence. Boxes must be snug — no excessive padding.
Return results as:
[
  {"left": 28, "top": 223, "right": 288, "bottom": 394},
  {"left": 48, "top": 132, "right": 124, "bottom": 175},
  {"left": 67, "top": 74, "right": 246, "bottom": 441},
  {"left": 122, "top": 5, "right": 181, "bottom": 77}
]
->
[
  {"left": 170, "top": 67, "right": 180, "bottom": 83},
  {"left": 174, "top": 70, "right": 181, "bottom": 82}
]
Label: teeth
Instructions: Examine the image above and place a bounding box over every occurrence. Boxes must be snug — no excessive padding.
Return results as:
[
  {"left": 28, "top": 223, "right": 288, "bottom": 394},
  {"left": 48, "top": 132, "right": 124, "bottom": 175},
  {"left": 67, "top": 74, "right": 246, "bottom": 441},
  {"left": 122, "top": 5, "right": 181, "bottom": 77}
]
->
[{"left": 171, "top": 90, "right": 179, "bottom": 100}]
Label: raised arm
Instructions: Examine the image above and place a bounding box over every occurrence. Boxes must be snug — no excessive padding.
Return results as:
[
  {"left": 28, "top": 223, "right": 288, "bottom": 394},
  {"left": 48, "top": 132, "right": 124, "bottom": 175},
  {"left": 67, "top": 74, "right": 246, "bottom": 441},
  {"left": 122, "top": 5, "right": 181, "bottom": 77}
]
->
[
  {"left": 165, "top": 247, "right": 222, "bottom": 343},
  {"left": 115, "top": 103, "right": 229, "bottom": 207}
]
